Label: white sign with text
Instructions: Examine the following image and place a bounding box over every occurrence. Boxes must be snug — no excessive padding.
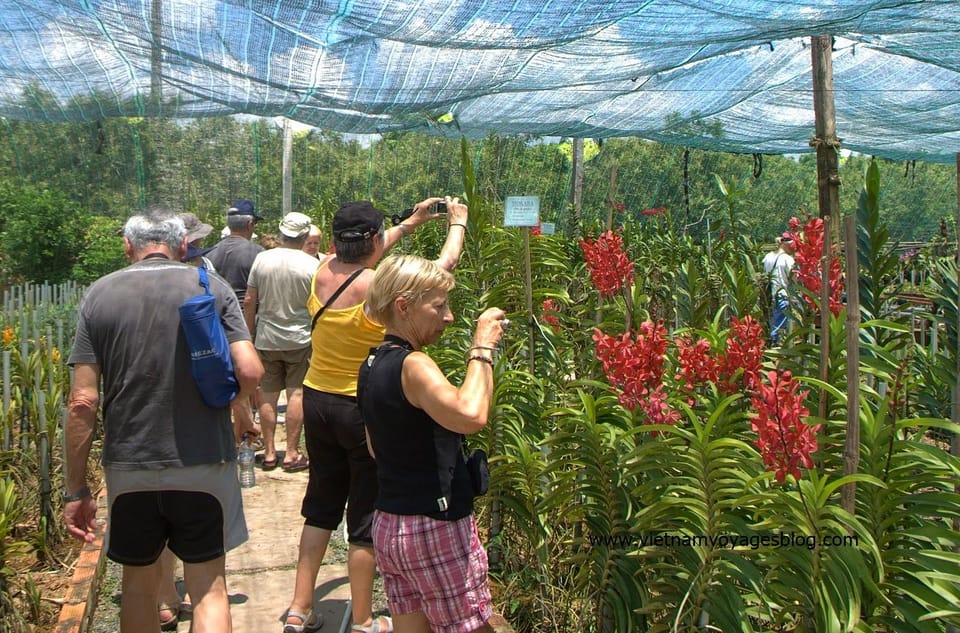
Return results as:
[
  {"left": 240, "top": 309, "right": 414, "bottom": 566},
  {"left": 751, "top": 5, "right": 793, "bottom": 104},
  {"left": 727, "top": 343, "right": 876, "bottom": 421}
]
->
[{"left": 504, "top": 196, "right": 540, "bottom": 227}]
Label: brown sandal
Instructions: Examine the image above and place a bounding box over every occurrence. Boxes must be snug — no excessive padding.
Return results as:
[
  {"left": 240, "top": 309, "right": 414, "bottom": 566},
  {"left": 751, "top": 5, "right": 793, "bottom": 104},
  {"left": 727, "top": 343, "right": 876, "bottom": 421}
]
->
[
  {"left": 159, "top": 603, "right": 180, "bottom": 631},
  {"left": 281, "top": 455, "right": 309, "bottom": 472}
]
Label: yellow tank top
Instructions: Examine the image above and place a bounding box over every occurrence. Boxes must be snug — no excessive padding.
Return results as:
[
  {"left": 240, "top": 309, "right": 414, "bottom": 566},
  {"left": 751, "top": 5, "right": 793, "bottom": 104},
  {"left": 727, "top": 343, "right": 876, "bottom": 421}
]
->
[{"left": 303, "top": 264, "right": 385, "bottom": 396}]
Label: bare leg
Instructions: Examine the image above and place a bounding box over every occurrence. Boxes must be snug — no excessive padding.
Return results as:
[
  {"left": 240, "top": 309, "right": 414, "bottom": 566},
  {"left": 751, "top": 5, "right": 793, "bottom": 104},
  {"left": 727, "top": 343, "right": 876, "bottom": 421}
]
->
[
  {"left": 349, "top": 544, "right": 377, "bottom": 627},
  {"left": 286, "top": 525, "right": 332, "bottom": 618},
  {"left": 120, "top": 561, "right": 162, "bottom": 633},
  {"left": 392, "top": 612, "right": 494, "bottom": 633},
  {"left": 258, "top": 389, "right": 281, "bottom": 464},
  {"left": 183, "top": 555, "right": 231, "bottom": 633},
  {"left": 283, "top": 387, "right": 304, "bottom": 463},
  {"left": 392, "top": 612, "right": 431, "bottom": 633},
  {"left": 157, "top": 547, "right": 181, "bottom": 616}
]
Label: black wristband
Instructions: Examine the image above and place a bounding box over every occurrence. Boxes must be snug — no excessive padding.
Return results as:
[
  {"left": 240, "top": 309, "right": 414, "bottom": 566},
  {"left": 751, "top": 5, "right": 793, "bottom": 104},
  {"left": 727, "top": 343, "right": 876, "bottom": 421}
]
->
[{"left": 63, "top": 485, "right": 91, "bottom": 503}]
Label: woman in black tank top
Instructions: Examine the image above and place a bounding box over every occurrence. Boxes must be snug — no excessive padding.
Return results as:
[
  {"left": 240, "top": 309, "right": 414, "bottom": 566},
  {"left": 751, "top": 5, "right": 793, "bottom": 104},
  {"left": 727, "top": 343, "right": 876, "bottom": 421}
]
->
[{"left": 358, "top": 254, "right": 509, "bottom": 633}]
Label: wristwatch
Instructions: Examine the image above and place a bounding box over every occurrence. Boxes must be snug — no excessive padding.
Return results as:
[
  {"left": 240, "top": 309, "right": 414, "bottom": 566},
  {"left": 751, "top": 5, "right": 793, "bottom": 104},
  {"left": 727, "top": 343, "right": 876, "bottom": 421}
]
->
[{"left": 63, "top": 485, "right": 91, "bottom": 503}]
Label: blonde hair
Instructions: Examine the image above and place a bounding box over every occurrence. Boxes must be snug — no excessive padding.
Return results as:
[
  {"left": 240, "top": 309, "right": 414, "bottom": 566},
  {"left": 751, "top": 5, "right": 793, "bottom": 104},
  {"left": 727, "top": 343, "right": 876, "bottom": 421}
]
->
[
  {"left": 366, "top": 254, "right": 455, "bottom": 326},
  {"left": 258, "top": 233, "right": 280, "bottom": 249}
]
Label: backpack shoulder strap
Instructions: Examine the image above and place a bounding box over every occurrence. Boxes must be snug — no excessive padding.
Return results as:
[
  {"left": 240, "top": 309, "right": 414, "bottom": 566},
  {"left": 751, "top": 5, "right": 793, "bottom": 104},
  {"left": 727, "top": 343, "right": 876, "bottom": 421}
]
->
[{"left": 197, "top": 265, "right": 211, "bottom": 295}]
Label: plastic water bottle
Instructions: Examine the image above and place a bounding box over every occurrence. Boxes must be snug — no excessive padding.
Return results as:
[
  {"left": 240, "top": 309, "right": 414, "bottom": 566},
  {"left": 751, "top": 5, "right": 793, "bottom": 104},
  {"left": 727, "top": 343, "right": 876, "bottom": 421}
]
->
[{"left": 238, "top": 434, "right": 256, "bottom": 488}]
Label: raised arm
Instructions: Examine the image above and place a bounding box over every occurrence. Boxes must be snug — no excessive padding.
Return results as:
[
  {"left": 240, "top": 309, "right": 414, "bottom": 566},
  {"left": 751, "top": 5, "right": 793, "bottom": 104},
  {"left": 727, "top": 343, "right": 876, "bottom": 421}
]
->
[
  {"left": 401, "top": 307, "right": 506, "bottom": 435},
  {"left": 381, "top": 197, "right": 445, "bottom": 252},
  {"left": 382, "top": 196, "right": 468, "bottom": 273},
  {"left": 434, "top": 197, "right": 468, "bottom": 272}
]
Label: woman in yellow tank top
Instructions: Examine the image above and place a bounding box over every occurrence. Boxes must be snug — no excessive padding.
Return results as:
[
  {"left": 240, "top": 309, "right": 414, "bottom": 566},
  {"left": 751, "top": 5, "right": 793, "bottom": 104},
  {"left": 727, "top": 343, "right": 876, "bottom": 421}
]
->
[{"left": 283, "top": 198, "right": 469, "bottom": 633}]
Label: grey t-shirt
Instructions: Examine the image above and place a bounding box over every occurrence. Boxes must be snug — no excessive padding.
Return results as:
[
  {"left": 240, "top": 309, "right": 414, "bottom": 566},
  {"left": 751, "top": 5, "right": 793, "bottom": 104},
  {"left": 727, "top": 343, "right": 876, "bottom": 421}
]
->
[
  {"left": 206, "top": 236, "right": 264, "bottom": 302},
  {"left": 68, "top": 257, "right": 250, "bottom": 469}
]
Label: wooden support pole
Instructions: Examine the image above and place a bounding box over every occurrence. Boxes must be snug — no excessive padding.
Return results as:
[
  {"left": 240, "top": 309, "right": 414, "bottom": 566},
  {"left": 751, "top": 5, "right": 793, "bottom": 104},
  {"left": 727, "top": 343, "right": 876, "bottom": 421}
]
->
[
  {"left": 819, "top": 213, "right": 832, "bottom": 421},
  {"left": 524, "top": 228, "right": 535, "bottom": 375},
  {"left": 568, "top": 138, "right": 584, "bottom": 237},
  {"left": 810, "top": 35, "right": 842, "bottom": 421},
  {"left": 606, "top": 163, "right": 618, "bottom": 231},
  {"left": 842, "top": 216, "right": 861, "bottom": 514}
]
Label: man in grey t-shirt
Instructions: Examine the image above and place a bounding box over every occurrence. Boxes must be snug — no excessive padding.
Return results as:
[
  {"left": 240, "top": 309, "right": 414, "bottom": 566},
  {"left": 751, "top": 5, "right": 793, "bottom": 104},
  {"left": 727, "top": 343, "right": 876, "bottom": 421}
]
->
[
  {"left": 207, "top": 199, "right": 264, "bottom": 442},
  {"left": 207, "top": 199, "right": 264, "bottom": 303},
  {"left": 63, "top": 208, "right": 263, "bottom": 633}
]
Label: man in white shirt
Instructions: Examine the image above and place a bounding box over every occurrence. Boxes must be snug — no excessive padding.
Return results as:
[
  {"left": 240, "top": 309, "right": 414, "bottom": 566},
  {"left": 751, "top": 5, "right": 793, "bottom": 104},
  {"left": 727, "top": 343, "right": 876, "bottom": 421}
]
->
[
  {"left": 243, "top": 212, "right": 320, "bottom": 472},
  {"left": 761, "top": 232, "right": 797, "bottom": 345}
]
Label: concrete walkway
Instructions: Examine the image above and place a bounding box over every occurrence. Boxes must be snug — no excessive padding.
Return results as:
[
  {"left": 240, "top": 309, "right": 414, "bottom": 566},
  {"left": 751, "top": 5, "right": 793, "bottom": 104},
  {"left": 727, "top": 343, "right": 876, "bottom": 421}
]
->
[
  {"left": 174, "top": 463, "right": 354, "bottom": 633},
  {"left": 59, "top": 416, "right": 357, "bottom": 633},
  {"left": 151, "top": 408, "right": 357, "bottom": 633},
  {"left": 59, "top": 414, "right": 514, "bottom": 633}
]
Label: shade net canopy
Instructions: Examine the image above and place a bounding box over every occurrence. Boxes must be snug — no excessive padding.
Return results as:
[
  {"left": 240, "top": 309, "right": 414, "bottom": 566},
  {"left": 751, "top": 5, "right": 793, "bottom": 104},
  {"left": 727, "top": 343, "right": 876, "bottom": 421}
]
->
[{"left": 1, "top": 1, "right": 959, "bottom": 163}]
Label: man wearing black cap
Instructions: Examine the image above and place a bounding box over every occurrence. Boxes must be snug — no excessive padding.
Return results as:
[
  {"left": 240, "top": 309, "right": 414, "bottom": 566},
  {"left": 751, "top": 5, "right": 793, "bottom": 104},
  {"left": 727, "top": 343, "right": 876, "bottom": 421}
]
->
[
  {"left": 283, "top": 197, "right": 468, "bottom": 633},
  {"left": 207, "top": 199, "right": 264, "bottom": 304},
  {"left": 762, "top": 231, "right": 797, "bottom": 345}
]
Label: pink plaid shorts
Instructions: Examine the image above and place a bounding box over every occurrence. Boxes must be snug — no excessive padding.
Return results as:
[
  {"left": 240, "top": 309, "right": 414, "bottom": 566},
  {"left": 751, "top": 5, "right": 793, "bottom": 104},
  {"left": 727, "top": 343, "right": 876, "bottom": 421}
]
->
[{"left": 373, "top": 511, "right": 493, "bottom": 633}]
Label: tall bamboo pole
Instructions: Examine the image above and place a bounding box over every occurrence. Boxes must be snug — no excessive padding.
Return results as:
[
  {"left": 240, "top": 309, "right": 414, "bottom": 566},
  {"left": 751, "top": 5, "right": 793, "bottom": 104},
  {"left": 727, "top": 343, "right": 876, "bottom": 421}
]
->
[
  {"left": 150, "top": 0, "right": 163, "bottom": 110},
  {"left": 282, "top": 118, "right": 293, "bottom": 216},
  {"left": 842, "top": 216, "right": 861, "bottom": 513},
  {"left": 810, "top": 35, "right": 842, "bottom": 420},
  {"left": 952, "top": 153, "right": 959, "bottom": 535}
]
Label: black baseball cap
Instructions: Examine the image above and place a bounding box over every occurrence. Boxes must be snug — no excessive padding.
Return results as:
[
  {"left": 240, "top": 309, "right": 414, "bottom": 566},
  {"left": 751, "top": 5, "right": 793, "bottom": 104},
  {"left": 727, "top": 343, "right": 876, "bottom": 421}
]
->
[{"left": 333, "top": 202, "right": 385, "bottom": 242}]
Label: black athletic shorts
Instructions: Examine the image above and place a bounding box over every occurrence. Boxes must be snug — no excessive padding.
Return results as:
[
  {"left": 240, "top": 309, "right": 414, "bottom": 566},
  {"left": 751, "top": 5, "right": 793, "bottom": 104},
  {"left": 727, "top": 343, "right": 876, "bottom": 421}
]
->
[
  {"left": 301, "top": 386, "right": 378, "bottom": 546},
  {"left": 107, "top": 490, "right": 225, "bottom": 566}
]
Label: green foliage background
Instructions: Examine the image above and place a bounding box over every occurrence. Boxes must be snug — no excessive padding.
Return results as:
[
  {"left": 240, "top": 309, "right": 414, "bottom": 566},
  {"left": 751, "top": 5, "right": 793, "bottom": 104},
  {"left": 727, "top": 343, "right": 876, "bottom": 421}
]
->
[
  {"left": 0, "top": 183, "right": 87, "bottom": 284},
  {"left": 396, "top": 152, "right": 960, "bottom": 632},
  {"left": 0, "top": 112, "right": 958, "bottom": 631},
  {"left": 0, "top": 114, "right": 955, "bottom": 286}
]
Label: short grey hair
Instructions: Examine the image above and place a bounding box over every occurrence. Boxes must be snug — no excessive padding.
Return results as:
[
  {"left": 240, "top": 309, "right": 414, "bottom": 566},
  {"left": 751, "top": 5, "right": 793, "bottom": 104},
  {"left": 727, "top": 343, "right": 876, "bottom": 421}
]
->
[
  {"left": 124, "top": 208, "right": 186, "bottom": 253},
  {"left": 227, "top": 214, "right": 255, "bottom": 232}
]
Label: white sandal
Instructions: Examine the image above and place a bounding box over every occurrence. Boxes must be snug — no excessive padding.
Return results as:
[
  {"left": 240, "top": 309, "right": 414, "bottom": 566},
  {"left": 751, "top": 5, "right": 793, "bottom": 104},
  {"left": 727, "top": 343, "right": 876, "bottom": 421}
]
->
[
  {"left": 352, "top": 615, "right": 393, "bottom": 633},
  {"left": 282, "top": 609, "right": 323, "bottom": 633}
]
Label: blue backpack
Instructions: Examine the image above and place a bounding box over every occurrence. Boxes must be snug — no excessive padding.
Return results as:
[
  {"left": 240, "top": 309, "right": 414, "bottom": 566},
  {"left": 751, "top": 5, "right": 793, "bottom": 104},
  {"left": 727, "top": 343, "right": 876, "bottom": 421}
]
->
[{"left": 179, "top": 266, "right": 239, "bottom": 408}]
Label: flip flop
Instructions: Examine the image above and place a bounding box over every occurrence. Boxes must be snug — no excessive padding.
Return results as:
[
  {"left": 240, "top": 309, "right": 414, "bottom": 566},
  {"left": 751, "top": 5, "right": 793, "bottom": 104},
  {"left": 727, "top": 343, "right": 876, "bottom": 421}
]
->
[
  {"left": 260, "top": 456, "right": 278, "bottom": 471},
  {"left": 281, "top": 455, "right": 309, "bottom": 473}
]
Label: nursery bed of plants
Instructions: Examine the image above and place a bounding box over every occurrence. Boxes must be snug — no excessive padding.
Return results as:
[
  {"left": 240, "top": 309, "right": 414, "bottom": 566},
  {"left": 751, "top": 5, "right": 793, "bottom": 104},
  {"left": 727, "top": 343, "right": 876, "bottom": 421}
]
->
[{"left": 2, "top": 152, "right": 960, "bottom": 632}]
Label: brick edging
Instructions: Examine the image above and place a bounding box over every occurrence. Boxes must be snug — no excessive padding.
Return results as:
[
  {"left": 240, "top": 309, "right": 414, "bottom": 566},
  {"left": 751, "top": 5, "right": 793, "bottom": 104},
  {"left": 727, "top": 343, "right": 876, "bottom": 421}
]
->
[{"left": 54, "top": 488, "right": 108, "bottom": 633}]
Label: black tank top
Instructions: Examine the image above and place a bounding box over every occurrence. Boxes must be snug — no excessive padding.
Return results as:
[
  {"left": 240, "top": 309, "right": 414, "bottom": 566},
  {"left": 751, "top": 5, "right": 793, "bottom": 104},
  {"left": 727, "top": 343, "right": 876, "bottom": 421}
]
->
[{"left": 357, "top": 336, "right": 474, "bottom": 521}]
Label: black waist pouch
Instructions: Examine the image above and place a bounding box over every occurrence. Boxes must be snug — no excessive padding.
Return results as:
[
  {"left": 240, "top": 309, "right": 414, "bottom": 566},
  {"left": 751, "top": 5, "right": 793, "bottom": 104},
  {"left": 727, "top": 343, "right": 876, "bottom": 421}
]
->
[{"left": 466, "top": 449, "right": 489, "bottom": 496}]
